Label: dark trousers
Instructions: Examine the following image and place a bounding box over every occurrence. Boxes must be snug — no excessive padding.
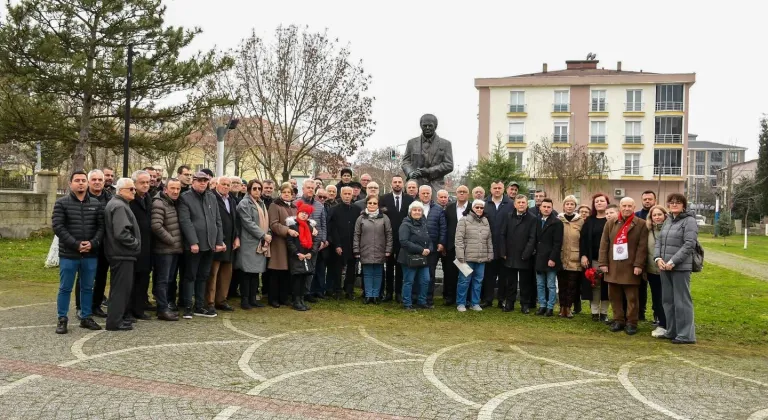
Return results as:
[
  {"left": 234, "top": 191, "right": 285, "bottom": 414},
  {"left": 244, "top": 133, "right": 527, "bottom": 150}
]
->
[
  {"left": 92, "top": 251, "right": 110, "bottom": 311},
  {"left": 310, "top": 251, "right": 328, "bottom": 296},
  {"left": 504, "top": 267, "right": 521, "bottom": 303},
  {"left": 557, "top": 270, "right": 581, "bottom": 309},
  {"left": 229, "top": 268, "right": 243, "bottom": 299},
  {"left": 333, "top": 257, "right": 357, "bottom": 294},
  {"left": 240, "top": 272, "right": 261, "bottom": 305},
  {"left": 481, "top": 258, "right": 504, "bottom": 304},
  {"left": 169, "top": 252, "right": 185, "bottom": 306},
  {"left": 183, "top": 250, "right": 214, "bottom": 310},
  {"left": 647, "top": 273, "right": 667, "bottom": 328},
  {"left": 425, "top": 253, "right": 439, "bottom": 305},
  {"left": 609, "top": 283, "right": 639, "bottom": 327},
  {"left": 152, "top": 254, "right": 178, "bottom": 314},
  {"left": 130, "top": 271, "right": 151, "bottom": 316},
  {"left": 269, "top": 270, "right": 291, "bottom": 304},
  {"left": 106, "top": 260, "right": 133, "bottom": 329},
  {"left": 518, "top": 268, "right": 536, "bottom": 307},
  {"left": 292, "top": 274, "right": 311, "bottom": 300},
  {"left": 385, "top": 253, "right": 404, "bottom": 297},
  {"left": 441, "top": 249, "right": 458, "bottom": 303}
]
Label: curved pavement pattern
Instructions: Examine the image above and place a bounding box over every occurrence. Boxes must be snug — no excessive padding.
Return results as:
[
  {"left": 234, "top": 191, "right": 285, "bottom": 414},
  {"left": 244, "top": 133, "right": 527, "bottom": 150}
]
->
[{"left": 1, "top": 303, "right": 767, "bottom": 419}]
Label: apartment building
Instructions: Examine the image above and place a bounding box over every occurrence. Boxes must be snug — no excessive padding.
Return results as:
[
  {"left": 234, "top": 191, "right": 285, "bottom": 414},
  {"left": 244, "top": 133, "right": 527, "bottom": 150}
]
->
[
  {"left": 475, "top": 58, "right": 695, "bottom": 205},
  {"left": 686, "top": 133, "right": 747, "bottom": 191}
]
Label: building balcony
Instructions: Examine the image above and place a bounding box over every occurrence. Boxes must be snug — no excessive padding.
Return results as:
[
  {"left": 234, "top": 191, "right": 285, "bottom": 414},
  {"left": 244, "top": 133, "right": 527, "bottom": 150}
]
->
[
  {"left": 590, "top": 135, "right": 606, "bottom": 144},
  {"left": 552, "top": 103, "right": 570, "bottom": 116},
  {"left": 590, "top": 101, "right": 607, "bottom": 112},
  {"left": 655, "top": 101, "right": 684, "bottom": 114},
  {"left": 654, "top": 134, "right": 683, "bottom": 144},
  {"left": 654, "top": 166, "right": 683, "bottom": 176},
  {"left": 623, "top": 135, "right": 644, "bottom": 149},
  {"left": 552, "top": 134, "right": 569, "bottom": 143},
  {"left": 623, "top": 102, "right": 645, "bottom": 117},
  {"left": 508, "top": 104, "right": 526, "bottom": 113},
  {"left": 507, "top": 134, "right": 525, "bottom": 145}
]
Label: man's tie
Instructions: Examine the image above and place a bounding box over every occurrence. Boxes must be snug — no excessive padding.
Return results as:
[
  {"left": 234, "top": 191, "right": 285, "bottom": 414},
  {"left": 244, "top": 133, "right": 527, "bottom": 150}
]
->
[{"left": 396, "top": 196, "right": 400, "bottom": 212}]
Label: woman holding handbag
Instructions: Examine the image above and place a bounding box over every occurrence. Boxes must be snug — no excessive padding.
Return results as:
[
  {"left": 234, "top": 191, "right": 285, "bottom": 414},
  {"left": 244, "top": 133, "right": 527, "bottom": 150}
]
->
[
  {"left": 454, "top": 199, "right": 493, "bottom": 312},
  {"left": 353, "top": 196, "right": 393, "bottom": 304},
  {"left": 235, "top": 179, "right": 271, "bottom": 310},
  {"left": 398, "top": 201, "right": 433, "bottom": 311}
]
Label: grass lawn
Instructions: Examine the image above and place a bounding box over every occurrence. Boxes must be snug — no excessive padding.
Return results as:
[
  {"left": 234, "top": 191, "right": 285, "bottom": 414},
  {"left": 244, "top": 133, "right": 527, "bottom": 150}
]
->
[
  {"left": 2, "top": 236, "right": 767, "bottom": 352},
  {"left": 699, "top": 234, "right": 768, "bottom": 264}
]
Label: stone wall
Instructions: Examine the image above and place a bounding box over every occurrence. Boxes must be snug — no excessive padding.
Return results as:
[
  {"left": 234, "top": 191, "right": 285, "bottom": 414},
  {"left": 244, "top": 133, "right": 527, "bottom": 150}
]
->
[{"left": 0, "top": 171, "right": 59, "bottom": 239}]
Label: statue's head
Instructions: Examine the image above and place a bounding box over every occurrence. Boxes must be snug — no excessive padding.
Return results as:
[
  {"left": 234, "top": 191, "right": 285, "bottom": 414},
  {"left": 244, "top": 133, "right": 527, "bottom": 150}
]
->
[{"left": 420, "top": 114, "right": 438, "bottom": 138}]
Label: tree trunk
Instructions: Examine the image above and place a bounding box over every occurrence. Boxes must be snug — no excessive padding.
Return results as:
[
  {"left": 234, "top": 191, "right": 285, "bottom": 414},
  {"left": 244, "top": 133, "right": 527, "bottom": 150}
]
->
[{"left": 71, "top": 14, "right": 99, "bottom": 172}]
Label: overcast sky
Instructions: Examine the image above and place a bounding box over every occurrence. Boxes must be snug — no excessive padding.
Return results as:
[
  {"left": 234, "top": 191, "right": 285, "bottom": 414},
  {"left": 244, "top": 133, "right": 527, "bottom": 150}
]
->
[{"left": 166, "top": 0, "right": 766, "bottom": 173}]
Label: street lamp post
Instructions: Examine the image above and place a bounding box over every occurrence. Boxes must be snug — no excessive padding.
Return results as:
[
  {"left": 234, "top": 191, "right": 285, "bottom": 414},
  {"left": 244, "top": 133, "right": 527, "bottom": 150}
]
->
[
  {"left": 122, "top": 44, "right": 134, "bottom": 178},
  {"left": 215, "top": 118, "right": 240, "bottom": 177}
]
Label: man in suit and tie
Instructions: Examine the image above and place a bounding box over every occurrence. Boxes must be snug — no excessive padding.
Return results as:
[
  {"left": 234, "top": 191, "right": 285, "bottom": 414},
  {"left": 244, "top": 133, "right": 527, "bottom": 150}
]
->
[
  {"left": 379, "top": 175, "right": 413, "bottom": 302},
  {"left": 442, "top": 185, "right": 469, "bottom": 306}
]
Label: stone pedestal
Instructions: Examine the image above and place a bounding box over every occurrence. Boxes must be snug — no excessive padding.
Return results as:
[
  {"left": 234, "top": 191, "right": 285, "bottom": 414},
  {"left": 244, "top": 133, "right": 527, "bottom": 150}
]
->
[{"left": 34, "top": 170, "right": 60, "bottom": 227}]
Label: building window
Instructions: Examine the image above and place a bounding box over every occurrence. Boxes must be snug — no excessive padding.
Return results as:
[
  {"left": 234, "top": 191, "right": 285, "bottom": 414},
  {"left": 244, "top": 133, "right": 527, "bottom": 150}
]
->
[
  {"left": 654, "top": 149, "right": 682, "bottom": 175},
  {"left": 626, "top": 89, "right": 643, "bottom": 111},
  {"left": 655, "top": 84, "right": 684, "bottom": 111},
  {"left": 624, "top": 153, "right": 640, "bottom": 175},
  {"left": 729, "top": 151, "right": 739, "bottom": 163},
  {"left": 709, "top": 164, "right": 722, "bottom": 175},
  {"left": 710, "top": 151, "right": 723, "bottom": 162},
  {"left": 508, "top": 122, "right": 525, "bottom": 143},
  {"left": 591, "top": 90, "right": 606, "bottom": 112},
  {"left": 695, "top": 151, "right": 706, "bottom": 163},
  {"left": 553, "top": 122, "right": 569, "bottom": 143},
  {"left": 509, "top": 91, "right": 525, "bottom": 113},
  {"left": 194, "top": 164, "right": 204, "bottom": 173},
  {"left": 624, "top": 121, "right": 642, "bottom": 143},
  {"left": 654, "top": 116, "right": 683, "bottom": 143},
  {"left": 710, "top": 178, "right": 717, "bottom": 187},
  {"left": 554, "top": 90, "right": 569, "bottom": 112},
  {"left": 508, "top": 152, "right": 524, "bottom": 169},
  {"left": 695, "top": 163, "right": 705, "bottom": 176},
  {"left": 590, "top": 121, "right": 606, "bottom": 143}
]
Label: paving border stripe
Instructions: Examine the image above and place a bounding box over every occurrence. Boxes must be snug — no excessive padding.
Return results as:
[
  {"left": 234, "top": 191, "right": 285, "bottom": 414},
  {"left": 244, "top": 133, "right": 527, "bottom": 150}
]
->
[
  {"left": 664, "top": 352, "right": 768, "bottom": 387},
  {"left": 0, "top": 302, "right": 53, "bottom": 311},
  {"left": 748, "top": 408, "right": 768, "bottom": 420},
  {"left": 69, "top": 330, "right": 106, "bottom": 361},
  {"left": 509, "top": 345, "right": 610, "bottom": 377},
  {"left": 617, "top": 356, "right": 689, "bottom": 420},
  {"left": 213, "top": 405, "right": 242, "bottom": 420},
  {"left": 0, "top": 374, "right": 41, "bottom": 396},
  {"left": 0, "top": 358, "right": 418, "bottom": 420},
  {"left": 358, "top": 326, "right": 427, "bottom": 357},
  {"left": 0, "top": 324, "right": 56, "bottom": 331},
  {"left": 223, "top": 316, "right": 265, "bottom": 340},
  {"left": 247, "top": 359, "right": 424, "bottom": 396},
  {"left": 238, "top": 341, "right": 268, "bottom": 382},
  {"left": 422, "top": 341, "right": 483, "bottom": 409},
  {"left": 477, "top": 378, "right": 613, "bottom": 420}
]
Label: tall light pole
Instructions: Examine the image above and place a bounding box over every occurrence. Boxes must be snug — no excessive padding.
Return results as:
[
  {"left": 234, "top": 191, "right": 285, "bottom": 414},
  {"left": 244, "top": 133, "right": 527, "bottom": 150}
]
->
[
  {"left": 122, "top": 44, "right": 134, "bottom": 178},
  {"left": 215, "top": 118, "right": 239, "bottom": 176}
]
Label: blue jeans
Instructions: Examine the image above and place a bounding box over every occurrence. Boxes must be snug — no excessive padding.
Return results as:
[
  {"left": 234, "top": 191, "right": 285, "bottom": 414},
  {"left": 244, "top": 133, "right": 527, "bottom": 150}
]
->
[
  {"left": 536, "top": 270, "right": 558, "bottom": 309},
  {"left": 362, "top": 264, "right": 384, "bottom": 298},
  {"left": 153, "top": 254, "right": 179, "bottom": 313},
  {"left": 457, "top": 262, "right": 485, "bottom": 307},
  {"left": 401, "top": 264, "right": 429, "bottom": 307},
  {"left": 58, "top": 258, "right": 98, "bottom": 319}
]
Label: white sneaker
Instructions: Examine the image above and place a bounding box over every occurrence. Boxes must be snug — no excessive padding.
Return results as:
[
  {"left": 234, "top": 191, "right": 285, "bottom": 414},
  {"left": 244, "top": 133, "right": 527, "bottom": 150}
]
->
[
  {"left": 457, "top": 305, "right": 466, "bottom": 312},
  {"left": 651, "top": 327, "right": 667, "bottom": 338},
  {"left": 470, "top": 305, "right": 483, "bottom": 311}
]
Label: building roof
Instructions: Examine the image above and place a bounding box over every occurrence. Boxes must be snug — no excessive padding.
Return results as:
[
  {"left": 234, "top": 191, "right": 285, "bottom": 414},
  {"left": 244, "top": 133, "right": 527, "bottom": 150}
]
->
[
  {"left": 687, "top": 140, "right": 747, "bottom": 150},
  {"left": 509, "top": 68, "right": 654, "bottom": 78}
]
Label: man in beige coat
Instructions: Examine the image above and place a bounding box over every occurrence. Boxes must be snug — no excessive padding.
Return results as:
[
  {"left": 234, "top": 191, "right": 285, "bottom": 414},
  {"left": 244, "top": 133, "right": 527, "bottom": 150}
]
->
[{"left": 599, "top": 197, "right": 648, "bottom": 335}]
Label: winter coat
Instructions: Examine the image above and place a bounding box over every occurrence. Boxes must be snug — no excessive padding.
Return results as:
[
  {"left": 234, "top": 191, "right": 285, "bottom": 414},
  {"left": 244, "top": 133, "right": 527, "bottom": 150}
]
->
[
  {"left": 397, "top": 216, "right": 433, "bottom": 266},
  {"left": 422, "top": 201, "right": 447, "bottom": 248},
  {"left": 104, "top": 196, "right": 141, "bottom": 262},
  {"left": 285, "top": 217, "right": 320, "bottom": 275},
  {"left": 598, "top": 216, "right": 648, "bottom": 285},
  {"left": 454, "top": 212, "right": 493, "bottom": 263},
  {"left": 52, "top": 192, "right": 105, "bottom": 260},
  {"left": 213, "top": 192, "right": 240, "bottom": 263},
  {"left": 151, "top": 192, "right": 183, "bottom": 255},
  {"left": 353, "top": 212, "right": 393, "bottom": 264},
  {"left": 236, "top": 197, "right": 269, "bottom": 274},
  {"left": 558, "top": 213, "right": 585, "bottom": 271},
  {"left": 535, "top": 214, "right": 564, "bottom": 272},
  {"left": 654, "top": 210, "right": 698, "bottom": 272},
  {"left": 444, "top": 201, "right": 468, "bottom": 252},
  {"left": 380, "top": 193, "right": 414, "bottom": 254},
  {"left": 129, "top": 193, "right": 153, "bottom": 272},
  {"left": 267, "top": 198, "right": 296, "bottom": 271},
  {"left": 646, "top": 225, "right": 662, "bottom": 275},
  {"left": 88, "top": 189, "right": 112, "bottom": 206},
  {"left": 484, "top": 196, "right": 514, "bottom": 259},
  {"left": 499, "top": 211, "right": 537, "bottom": 269},
  {"left": 297, "top": 196, "right": 327, "bottom": 242},
  {"left": 178, "top": 189, "right": 223, "bottom": 252},
  {"left": 327, "top": 201, "right": 359, "bottom": 261}
]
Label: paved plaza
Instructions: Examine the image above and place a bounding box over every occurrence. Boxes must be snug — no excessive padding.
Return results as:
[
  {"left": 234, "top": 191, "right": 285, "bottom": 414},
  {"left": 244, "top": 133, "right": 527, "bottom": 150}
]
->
[{"left": 1, "top": 290, "right": 767, "bottom": 420}]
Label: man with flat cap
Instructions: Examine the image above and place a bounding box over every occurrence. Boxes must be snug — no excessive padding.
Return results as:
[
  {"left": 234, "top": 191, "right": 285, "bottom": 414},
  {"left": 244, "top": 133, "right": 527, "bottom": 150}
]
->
[{"left": 401, "top": 114, "right": 454, "bottom": 195}]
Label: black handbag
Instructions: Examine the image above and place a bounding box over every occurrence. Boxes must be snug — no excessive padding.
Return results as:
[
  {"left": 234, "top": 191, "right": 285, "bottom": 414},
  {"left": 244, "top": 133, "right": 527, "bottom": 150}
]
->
[{"left": 407, "top": 254, "right": 428, "bottom": 268}]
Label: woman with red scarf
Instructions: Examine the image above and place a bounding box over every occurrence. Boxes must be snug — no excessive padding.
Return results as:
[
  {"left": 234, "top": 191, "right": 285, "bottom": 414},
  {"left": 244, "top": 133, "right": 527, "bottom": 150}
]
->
[{"left": 286, "top": 202, "right": 320, "bottom": 311}]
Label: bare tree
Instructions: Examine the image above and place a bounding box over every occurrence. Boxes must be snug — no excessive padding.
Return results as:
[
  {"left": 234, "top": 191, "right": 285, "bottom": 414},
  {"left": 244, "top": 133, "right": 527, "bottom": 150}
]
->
[
  {"left": 529, "top": 138, "right": 607, "bottom": 200},
  {"left": 352, "top": 148, "right": 403, "bottom": 192}
]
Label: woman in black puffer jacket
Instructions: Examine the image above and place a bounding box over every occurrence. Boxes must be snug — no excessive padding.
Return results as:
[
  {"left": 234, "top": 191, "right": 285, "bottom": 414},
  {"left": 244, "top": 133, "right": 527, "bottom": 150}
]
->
[{"left": 398, "top": 201, "right": 433, "bottom": 310}]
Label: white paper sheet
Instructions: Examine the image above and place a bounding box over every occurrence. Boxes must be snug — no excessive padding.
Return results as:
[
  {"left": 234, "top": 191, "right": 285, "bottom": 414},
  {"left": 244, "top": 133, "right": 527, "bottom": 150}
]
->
[{"left": 454, "top": 259, "right": 473, "bottom": 277}]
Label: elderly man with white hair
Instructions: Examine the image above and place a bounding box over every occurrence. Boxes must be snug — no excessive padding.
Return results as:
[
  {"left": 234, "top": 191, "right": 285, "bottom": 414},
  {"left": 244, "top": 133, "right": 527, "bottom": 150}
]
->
[
  {"left": 598, "top": 197, "right": 648, "bottom": 336},
  {"left": 354, "top": 181, "right": 381, "bottom": 214}
]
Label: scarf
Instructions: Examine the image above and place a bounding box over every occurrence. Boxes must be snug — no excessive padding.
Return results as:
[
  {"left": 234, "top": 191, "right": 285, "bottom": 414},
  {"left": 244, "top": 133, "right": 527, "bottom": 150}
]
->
[
  {"left": 366, "top": 209, "right": 379, "bottom": 219},
  {"left": 614, "top": 213, "right": 635, "bottom": 246},
  {"left": 253, "top": 197, "right": 270, "bottom": 257},
  {"left": 297, "top": 218, "right": 313, "bottom": 249}
]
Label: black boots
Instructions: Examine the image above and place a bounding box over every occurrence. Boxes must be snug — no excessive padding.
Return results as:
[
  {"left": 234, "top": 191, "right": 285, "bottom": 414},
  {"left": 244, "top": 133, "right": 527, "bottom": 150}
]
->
[
  {"left": 55, "top": 316, "right": 68, "bottom": 334},
  {"left": 293, "top": 297, "right": 310, "bottom": 311},
  {"left": 535, "top": 307, "right": 547, "bottom": 316}
]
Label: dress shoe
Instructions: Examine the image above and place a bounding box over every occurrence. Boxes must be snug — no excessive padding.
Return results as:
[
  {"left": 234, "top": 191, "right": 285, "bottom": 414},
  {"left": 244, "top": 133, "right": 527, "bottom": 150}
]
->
[
  {"left": 240, "top": 303, "right": 252, "bottom": 310},
  {"left": 671, "top": 339, "right": 696, "bottom": 345},
  {"left": 123, "top": 315, "right": 137, "bottom": 324},
  {"left": 345, "top": 293, "right": 355, "bottom": 301},
  {"left": 215, "top": 303, "right": 235, "bottom": 312},
  {"left": 55, "top": 316, "right": 68, "bottom": 334},
  {"left": 293, "top": 301, "right": 307, "bottom": 311},
  {"left": 157, "top": 311, "right": 179, "bottom": 321},
  {"left": 106, "top": 322, "right": 133, "bottom": 331},
  {"left": 479, "top": 301, "right": 492, "bottom": 309},
  {"left": 304, "top": 294, "right": 318, "bottom": 303},
  {"left": 497, "top": 301, "right": 504, "bottom": 309},
  {"left": 363, "top": 297, "right": 371, "bottom": 305},
  {"left": 168, "top": 302, "right": 179, "bottom": 312},
  {"left": 270, "top": 302, "right": 280, "bottom": 309},
  {"left": 521, "top": 305, "right": 530, "bottom": 314},
  {"left": 80, "top": 317, "right": 102, "bottom": 330},
  {"left": 133, "top": 312, "right": 151, "bottom": 321},
  {"left": 300, "top": 298, "right": 310, "bottom": 311},
  {"left": 417, "top": 303, "right": 434, "bottom": 310},
  {"left": 144, "top": 303, "right": 157, "bottom": 312},
  {"left": 573, "top": 300, "right": 582, "bottom": 314},
  {"left": 249, "top": 301, "right": 265, "bottom": 308},
  {"left": 316, "top": 293, "right": 329, "bottom": 300},
  {"left": 599, "top": 314, "right": 608, "bottom": 323},
  {"left": 92, "top": 307, "right": 107, "bottom": 318},
  {"left": 625, "top": 325, "right": 638, "bottom": 336},
  {"left": 535, "top": 307, "right": 547, "bottom": 316},
  {"left": 545, "top": 309, "right": 554, "bottom": 317},
  {"left": 382, "top": 293, "right": 393, "bottom": 302},
  {"left": 610, "top": 322, "right": 626, "bottom": 332}
]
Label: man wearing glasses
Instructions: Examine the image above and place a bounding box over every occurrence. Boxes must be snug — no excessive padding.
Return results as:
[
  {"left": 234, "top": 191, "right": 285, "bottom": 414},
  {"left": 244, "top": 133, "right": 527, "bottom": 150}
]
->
[
  {"left": 442, "top": 185, "right": 470, "bottom": 306},
  {"left": 176, "top": 165, "right": 193, "bottom": 194}
]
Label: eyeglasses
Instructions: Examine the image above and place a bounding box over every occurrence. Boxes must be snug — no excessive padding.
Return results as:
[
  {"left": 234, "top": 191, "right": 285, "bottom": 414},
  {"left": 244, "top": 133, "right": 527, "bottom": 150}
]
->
[
  {"left": 251, "top": 187, "right": 262, "bottom": 191},
  {"left": 317, "top": 196, "right": 327, "bottom": 200},
  {"left": 367, "top": 201, "right": 378, "bottom": 205},
  {"left": 473, "top": 206, "right": 484, "bottom": 209},
  {"left": 668, "top": 201, "right": 682, "bottom": 205},
  {"left": 120, "top": 187, "right": 136, "bottom": 192}
]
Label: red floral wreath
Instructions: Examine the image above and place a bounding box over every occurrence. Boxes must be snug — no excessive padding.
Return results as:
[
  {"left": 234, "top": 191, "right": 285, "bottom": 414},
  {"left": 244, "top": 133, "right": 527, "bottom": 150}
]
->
[{"left": 584, "top": 267, "right": 603, "bottom": 288}]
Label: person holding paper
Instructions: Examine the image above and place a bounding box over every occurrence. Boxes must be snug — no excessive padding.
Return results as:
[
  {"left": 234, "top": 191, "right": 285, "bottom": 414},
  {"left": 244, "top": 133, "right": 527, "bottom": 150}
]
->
[
  {"left": 454, "top": 199, "right": 494, "bottom": 312},
  {"left": 598, "top": 197, "right": 648, "bottom": 336}
]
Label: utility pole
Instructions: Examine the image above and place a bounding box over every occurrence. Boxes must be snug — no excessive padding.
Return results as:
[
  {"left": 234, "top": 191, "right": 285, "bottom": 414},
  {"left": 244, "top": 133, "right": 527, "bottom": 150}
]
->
[{"left": 122, "top": 44, "right": 133, "bottom": 178}]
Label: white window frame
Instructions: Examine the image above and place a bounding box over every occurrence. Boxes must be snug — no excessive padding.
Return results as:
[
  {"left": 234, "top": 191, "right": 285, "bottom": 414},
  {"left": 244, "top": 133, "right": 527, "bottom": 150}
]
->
[
  {"left": 624, "top": 153, "right": 640, "bottom": 175},
  {"left": 509, "top": 91, "right": 525, "bottom": 113},
  {"left": 553, "top": 121, "right": 569, "bottom": 143},
  {"left": 554, "top": 90, "right": 569, "bottom": 112},
  {"left": 590, "top": 121, "right": 606, "bottom": 143},
  {"left": 508, "top": 152, "right": 524, "bottom": 168},
  {"left": 626, "top": 89, "right": 642, "bottom": 111},
  {"left": 729, "top": 151, "right": 739, "bottom": 163},
  {"left": 508, "top": 121, "right": 525, "bottom": 143},
  {"left": 624, "top": 121, "right": 642, "bottom": 144},
  {"left": 591, "top": 90, "right": 606, "bottom": 112}
]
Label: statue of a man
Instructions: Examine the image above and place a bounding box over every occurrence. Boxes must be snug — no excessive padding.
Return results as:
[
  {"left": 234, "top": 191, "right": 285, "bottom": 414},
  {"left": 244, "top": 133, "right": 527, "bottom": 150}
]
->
[{"left": 401, "top": 114, "right": 454, "bottom": 194}]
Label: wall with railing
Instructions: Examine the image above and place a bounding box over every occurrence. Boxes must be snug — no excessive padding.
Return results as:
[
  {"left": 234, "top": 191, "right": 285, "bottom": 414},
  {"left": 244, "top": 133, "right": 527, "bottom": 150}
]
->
[{"left": 0, "top": 171, "right": 59, "bottom": 239}]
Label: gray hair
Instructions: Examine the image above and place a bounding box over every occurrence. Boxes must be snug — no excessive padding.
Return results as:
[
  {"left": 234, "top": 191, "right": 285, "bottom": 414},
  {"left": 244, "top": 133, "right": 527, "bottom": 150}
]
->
[
  {"left": 229, "top": 176, "right": 241, "bottom": 183},
  {"left": 115, "top": 177, "right": 133, "bottom": 189},
  {"left": 563, "top": 195, "right": 578, "bottom": 206},
  {"left": 418, "top": 185, "right": 431, "bottom": 193},
  {"left": 408, "top": 200, "right": 424, "bottom": 212},
  {"left": 131, "top": 170, "right": 150, "bottom": 182},
  {"left": 437, "top": 189, "right": 449, "bottom": 197},
  {"left": 326, "top": 185, "right": 337, "bottom": 192},
  {"left": 340, "top": 186, "right": 353, "bottom": 193},
  {"left": 87, "top": 169, "right": 104, "bottom": 180},
  {"left": 367, "top": 181, "right": 379, "bottom": 190},
  {"left": 303, "top": 179, "right": 316, "bottom": 188}
]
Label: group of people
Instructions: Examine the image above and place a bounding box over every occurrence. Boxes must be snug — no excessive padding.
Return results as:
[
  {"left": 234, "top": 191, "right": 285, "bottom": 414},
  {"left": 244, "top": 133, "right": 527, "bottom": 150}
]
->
[{"left": 52, "top": 166, "right": 699, "bottom": 344}]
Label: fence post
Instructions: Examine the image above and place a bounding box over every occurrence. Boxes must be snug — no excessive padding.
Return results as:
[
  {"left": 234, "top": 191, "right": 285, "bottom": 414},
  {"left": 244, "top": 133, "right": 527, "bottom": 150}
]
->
[{"left": 34, "top": 171, "right": 59, "bottom": 228}]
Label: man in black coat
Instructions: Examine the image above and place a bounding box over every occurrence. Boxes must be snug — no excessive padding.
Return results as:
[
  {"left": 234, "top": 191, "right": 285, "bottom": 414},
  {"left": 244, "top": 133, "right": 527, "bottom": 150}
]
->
[
  {"left": 499, "top": 194, "right": 537, "bottom": 313},
  {"left": 327, "top": 186, "right": 359, "bottom": 299},
  {"left": 82, "top": 169, "right": 112, "bottom": 319},
  {"left": 208, "top": 177, "right": 240, "bottom": 312},
  {"left": 534, "top": 198, "right": 563, "bottom": 316},
  {"left": 442, "top": 185, "right": 470, "bottom": 306},
  {"left": 379, "top": 175, "right": 413, "bottom": 302},
  {"left": 129, "top": 170, "right": 154, "bottom": 321},
  {"left": 481, "top": 180, "right": 514, "bottom": 308}
]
